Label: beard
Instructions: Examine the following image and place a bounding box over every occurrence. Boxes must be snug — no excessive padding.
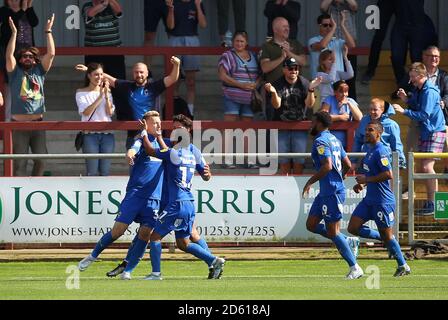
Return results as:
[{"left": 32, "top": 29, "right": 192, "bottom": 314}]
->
[{"left": 19, "top": 61, "right": 33, "bottom": 70}]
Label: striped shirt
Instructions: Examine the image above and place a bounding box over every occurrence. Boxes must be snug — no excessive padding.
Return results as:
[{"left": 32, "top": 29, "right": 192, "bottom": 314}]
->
[
  {"left": 218, "top": 49, "right": 260, "bottom": 105},
  {"left": 82, "top": 2, "right": 122, "bottom": 47}
]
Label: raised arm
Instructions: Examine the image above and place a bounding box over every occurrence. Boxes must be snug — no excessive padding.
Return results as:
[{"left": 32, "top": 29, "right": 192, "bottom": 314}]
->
[
  {"left": 41, "top": 14, "right": 55, "bottom": 72},
  {"left": 6, "top": 17, "right": 17, "bottom": 73},
  {"left": 163, "top": 56, "right": 181, "bottom": 88},
  {"left": 195, "top": 0, "right": 207, "bottom": 29},
  {"left": 340, "top": 11, "right": 355, "bottom": 49},
  {"left": 320, "top": 0, "right": 333, "bottom": 12},
  {"left": 166, "top": 0, "right": 175, "bottom": 30},
  {"left": 108, "top": 0, "right": 123, "bottom": 16}
]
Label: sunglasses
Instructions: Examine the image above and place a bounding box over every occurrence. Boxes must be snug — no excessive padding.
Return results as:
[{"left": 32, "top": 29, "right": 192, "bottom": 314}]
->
[
  {"left": 287, "top": 67, "right": 299, "bottom": 71},
  {"left": 320, "top": 23, "right": 332, "bottom": 28},
  {"left": 21, "top": 53, "right": 35, "bottom": 59}
]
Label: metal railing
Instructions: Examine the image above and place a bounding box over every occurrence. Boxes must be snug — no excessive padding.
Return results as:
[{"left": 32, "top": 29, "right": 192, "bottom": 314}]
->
[{"left": 408, "top": 152, "right": 448, "bottom": 244}]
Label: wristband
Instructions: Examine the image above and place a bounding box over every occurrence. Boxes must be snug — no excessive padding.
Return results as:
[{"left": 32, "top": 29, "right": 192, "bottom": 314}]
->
[
  {"left": 308, "top": 88, "right": 315, "bottom": 93},
  {"left": 45, "top": 30, "right": 52, "bottom": 33},
  {"left": 141, "top": 130, "right": 148, "bottom": 138}
]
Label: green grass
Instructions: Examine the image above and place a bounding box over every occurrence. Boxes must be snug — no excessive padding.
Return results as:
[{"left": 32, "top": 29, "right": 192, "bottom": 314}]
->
[{"left": 0, "top": 259, "right": 447, "bottom": 300}]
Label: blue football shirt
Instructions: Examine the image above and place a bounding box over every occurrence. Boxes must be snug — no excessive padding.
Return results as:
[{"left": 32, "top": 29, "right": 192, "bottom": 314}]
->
[
  {"left": 155, "top": 143, "right": 206, "bottom": 202},
  {"left": 126, "top": 136, "right": 164, "bottom": 199},
  {"left": 361, "top": 142, "right": 395, "bottom": 205},
  {"left": 311, "top": 130, "right": 346, "bottom": 196}
]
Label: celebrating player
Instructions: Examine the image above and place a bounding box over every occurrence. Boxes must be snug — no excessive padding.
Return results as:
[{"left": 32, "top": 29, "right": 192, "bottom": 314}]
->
[
  {"left": 303, "top": 111, "right": 363, "bottom": 279},
  {"left": 348, "top": 121, "right": 411, "bottom": 277},
  {"left": 78, "top": 111, "right": 165, "bottom": 273},
  {"left": 140, "top": 114, "right": 225, "bottom": 280}
]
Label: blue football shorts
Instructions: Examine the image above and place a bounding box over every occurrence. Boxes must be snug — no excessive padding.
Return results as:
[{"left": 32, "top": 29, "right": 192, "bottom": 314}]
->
[
  {"left": 153, "top": 200, "right": 195, "bottom": 239},
  {"left": 309, "top": 192, "right": 346, "bottom": 223},
  {"left": 116, "top": 191, "right": 160, "bottom": 229},
  {"left": 352, "top": 199, "right": 395, "bottom": 229}
]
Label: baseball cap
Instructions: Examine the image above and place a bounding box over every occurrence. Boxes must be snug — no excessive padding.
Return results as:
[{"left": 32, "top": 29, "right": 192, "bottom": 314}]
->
[{"left": 283, "top": 57, "right": 299, "bottom": 68}]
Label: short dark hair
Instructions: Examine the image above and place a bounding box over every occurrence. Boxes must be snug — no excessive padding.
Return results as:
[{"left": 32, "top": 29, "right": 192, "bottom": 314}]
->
[
  {"left": 173, "top": 114, "right": 193, "bottom": 130},
  {"left": 332, "top": 80, "right": 349, "bottom": 91},
  {"left": 368, "top": 120, "right": 384, "bottom": 134},
  {"left": 314, "top": 111, "right": 332, "bottom": 129},
  {"left": 317, "top": 13, "right": 331, "bottom": 25}
]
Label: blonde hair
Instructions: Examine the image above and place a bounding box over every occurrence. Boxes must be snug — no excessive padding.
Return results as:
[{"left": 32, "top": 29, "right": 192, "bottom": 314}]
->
[
  {"left": 318, "top": 50, "right": 333, "bottom": 73},
  {"left": 409, "top": 62, "right": 427, "bottom": 77},
  {"left": 143, "top": 111, "right": 160, "bottom": 119},
  {"left": 370, "top": 98, "right": 385, "bottom": 112}
]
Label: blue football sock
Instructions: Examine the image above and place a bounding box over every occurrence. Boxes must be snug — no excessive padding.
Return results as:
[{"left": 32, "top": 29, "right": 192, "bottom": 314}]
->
[
  {"left": 358, "top": 226, "right": 382, "bottom": 241},
  {"left": 386, "top": 238, "right": 406, "bottom": 266},
  {"left": 195, "top": 238, "right": 212, "bottom": 267},
  {"left": 124, "top": 234, "right": 139, "bottom": 262},
  {"left": 124, "top": 238, "right": 148, "bottom": 273},
  {"left": 331, "top": 233, "right": 356, "bottom": 267},
  {"left": 91, "top": 231, "right": 114, "bottom": 258},
  {"left": 186, "top": 242, "right": 215, "bottom": 266},
  {"left": 150, "top": 241, "right": 162, "bottom": 273},
  {"left": 195, "top": 238, "right": 210, "bottom": 252}
]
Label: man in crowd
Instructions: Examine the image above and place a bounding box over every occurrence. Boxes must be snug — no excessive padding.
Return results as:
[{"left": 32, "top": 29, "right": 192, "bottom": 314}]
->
[
  {"left": 394, "top": 62, "right": 446, "bottom": 215},
  {"left": 7, "top": 14, "right": 55, "bottom": 176}
]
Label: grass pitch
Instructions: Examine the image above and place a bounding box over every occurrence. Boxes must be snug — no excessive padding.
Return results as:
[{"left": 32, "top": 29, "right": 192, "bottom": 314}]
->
[{"left": 0, "top": 259, "right": 447, "bottom": 300}]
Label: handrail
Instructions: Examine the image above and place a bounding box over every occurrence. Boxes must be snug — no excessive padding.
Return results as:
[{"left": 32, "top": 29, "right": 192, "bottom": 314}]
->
[{"left": 1, "top": 120, "right": 359, "bottom": 177}]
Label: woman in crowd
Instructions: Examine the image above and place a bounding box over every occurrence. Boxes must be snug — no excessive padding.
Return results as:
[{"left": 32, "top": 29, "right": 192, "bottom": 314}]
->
[
  {"left": 218, "top": 30, "right": 260, "bottom": 168},
  {"left": 316, "top": 46, "right": 354, "bottom": 102},
  {"left": 75, "top": 62, "right": 115, "bottom": 176},
  {"left": 320, "top": 80, "right": 362, "bottom": 149}
]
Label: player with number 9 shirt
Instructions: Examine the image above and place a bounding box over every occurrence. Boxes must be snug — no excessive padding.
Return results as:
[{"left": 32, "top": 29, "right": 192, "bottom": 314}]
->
[{"left": 303, "top": 111, "right": 363, "bottom": 279}]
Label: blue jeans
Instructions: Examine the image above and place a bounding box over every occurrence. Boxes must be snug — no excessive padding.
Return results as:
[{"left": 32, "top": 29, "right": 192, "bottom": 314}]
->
[{"left": 82, "top": 133, "right": 115, "bottom": 176}]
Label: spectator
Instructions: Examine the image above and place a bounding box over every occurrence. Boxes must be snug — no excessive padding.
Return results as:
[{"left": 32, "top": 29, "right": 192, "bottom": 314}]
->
[
  {"left": 309, "top": 13, "right": 355, "bottom": 81},
  {"left": 320, "top": 80, "right": 362, "bottom": 149},
  {"left": 6, "top": 14, "right": 55, "bottom": 176},
  {"left": 82, "top": 0, "right": 126, "bottom": 106},
  {"left": 143, "top": 0, "right": 169, "bottom": 67},
  {"left": 264, "top": 57, "right": 322, "bottom": 174},
  {"left": 422, "top": 46, "right": 448, "bottom": 173},
  {"left": 260, "top": 17, "right": 306, "bottom": 120},
  {"left": 316, "top": 46, "right": 353, "bottom": 102},
  {"left": 77, "top": 57, "right": 181, "bottom": 149},
  {"left": 218, "top": 30, "right": 260, "bottom": 169},
  {"left": 353, "top": 98, "right": 406, "bottom": 170},
  {"left": 0, "top": 0, "right": 38, "bottom": 119},
  {"left": 394, "top": 62, "right": 446, "bottom": 215},
  {"left": 389, "top": 0, "right": 438, "bottom": 99},
  {"left": 216, "top": 0, "right": 246, "bottom": 47},
  {"left": 75, "top": 63, "right": 115, "bottom": 176},
  {"left": 264, "top": 0, "right": 301, "bottom": 40},
  {"left": 166, "top": 0, "right": 207, "bottom": 118},
  {"left": 320, "top": 0, "right": 358, "bottom": 100},
  {"left": 361, "top": 0, "right": 395, "bottom": 84}
]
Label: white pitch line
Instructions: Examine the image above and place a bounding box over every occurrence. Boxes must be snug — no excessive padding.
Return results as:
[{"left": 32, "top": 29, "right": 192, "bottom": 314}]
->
[{"left": 2, "top": 274, "right": 448, "bottom": 281}]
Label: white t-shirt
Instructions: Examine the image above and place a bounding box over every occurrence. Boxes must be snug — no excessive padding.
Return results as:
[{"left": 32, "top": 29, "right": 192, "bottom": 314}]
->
[{"left": 76, "top": 90, "right": 115, "bottom": 122}]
